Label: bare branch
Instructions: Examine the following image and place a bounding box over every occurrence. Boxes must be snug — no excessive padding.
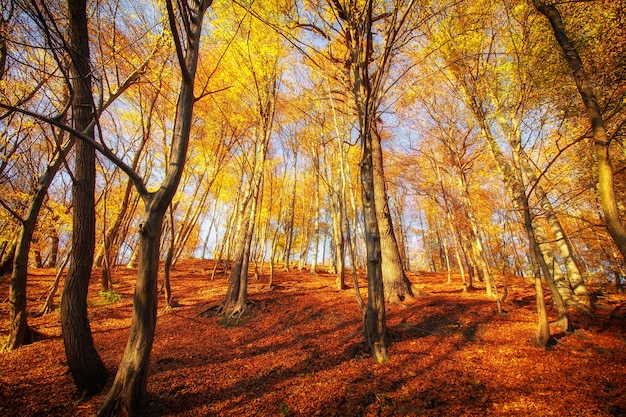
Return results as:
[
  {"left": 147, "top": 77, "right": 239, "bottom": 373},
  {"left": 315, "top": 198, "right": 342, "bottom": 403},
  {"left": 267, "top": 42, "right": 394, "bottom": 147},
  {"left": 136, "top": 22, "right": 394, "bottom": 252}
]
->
[{"left": 0, "top": 102, "right": 149, "bottom": 197}]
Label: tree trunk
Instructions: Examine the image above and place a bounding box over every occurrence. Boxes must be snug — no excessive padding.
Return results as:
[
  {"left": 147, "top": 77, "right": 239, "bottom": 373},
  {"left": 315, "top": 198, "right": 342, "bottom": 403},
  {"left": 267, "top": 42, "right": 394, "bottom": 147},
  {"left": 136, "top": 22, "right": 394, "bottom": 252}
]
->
[
  {"left": 40, "top": 253, "right": 70, "bottom": 316},
  {"left": 310, "top": 155, "right": 320, "bottom": 275},
  {"left": 0, "top": 240, "right": 15, "bottom": 277},
  {"left": 8, "top": 224, "right": 35, "bottom": 350},
  {"left": 532, "top": 0, "right": 626, "bottom": 260},
  {"left": 219, "top": 124, "right": 271, "bottom": 317},
  {"left": 8, "top": 134, "right": 73, "bottom": 348},
  {"left": 61, "top": 0, "right": 108, "bottom": 396},
  {"left": 162, "top": 206, "right": 175, "bottom": 309},
  {"left": 518, "top": 137, "right": 589, "bottom": 306},
  {"left": 455, "top": 161, "right": 494, "bottom": 297},
  {"left": 330, "top": 195, "right": 346, "bottom": 290},
  {"left": 98, "top": 208, "right": 163, "bottom": 415},
  {"left": 0, "top": 3, "right": 8, "bottom": 81},
  {"left": 361, "top": 132, "right": 389, "bottom": 362},
  {"left": 372, "top": 127, "right": 413, "bottom": 303},
  {"left": 49, "top": 232, "right": 59, "bottom": 268},
  {"left": 282, "top": 152, "right": 298, "bottom": 271}
]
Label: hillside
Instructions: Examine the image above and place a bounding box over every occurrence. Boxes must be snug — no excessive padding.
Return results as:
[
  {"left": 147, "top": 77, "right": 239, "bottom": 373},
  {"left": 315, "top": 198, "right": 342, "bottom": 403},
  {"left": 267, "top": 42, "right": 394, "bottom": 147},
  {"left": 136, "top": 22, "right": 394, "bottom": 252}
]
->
[{"left": 1, "top": 260, "right": 625, "bottom": 416}]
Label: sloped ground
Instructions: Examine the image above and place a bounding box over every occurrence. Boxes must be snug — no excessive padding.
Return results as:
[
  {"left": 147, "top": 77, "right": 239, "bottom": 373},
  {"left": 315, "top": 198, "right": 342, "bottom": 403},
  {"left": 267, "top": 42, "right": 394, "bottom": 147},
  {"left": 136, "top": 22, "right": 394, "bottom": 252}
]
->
[{"left": 1, "top": 259, "right": 625, "bottom": 416}]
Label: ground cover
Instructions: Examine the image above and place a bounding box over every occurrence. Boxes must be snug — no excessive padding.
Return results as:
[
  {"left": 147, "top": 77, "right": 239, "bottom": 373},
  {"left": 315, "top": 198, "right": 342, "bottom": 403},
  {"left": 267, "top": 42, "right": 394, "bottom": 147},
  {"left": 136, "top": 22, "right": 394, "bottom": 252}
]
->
[{"left": 1, "top": 260, "right": 625, "bottom": 416}]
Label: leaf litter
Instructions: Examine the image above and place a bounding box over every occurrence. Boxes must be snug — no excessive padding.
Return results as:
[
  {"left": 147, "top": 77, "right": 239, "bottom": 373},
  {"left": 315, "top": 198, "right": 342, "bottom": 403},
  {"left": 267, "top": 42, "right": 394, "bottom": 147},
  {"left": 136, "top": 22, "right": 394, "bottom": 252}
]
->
[{"left": 1, "top": 260, "right": 625, "bottom": 416}]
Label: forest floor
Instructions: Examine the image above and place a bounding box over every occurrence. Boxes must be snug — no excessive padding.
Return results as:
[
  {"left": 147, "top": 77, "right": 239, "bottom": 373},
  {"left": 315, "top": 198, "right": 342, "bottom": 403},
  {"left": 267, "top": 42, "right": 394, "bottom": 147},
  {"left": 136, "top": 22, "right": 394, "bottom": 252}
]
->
[{"left": 1, "top": 259, "right": 626, "bottom": 416}]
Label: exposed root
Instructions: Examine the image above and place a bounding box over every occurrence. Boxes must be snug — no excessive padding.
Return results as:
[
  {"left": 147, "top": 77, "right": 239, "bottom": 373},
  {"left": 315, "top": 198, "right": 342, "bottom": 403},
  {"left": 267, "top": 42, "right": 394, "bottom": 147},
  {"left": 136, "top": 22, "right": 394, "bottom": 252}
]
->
[{"left": 198, "top": 300, "right": 254, "bottom": 327}]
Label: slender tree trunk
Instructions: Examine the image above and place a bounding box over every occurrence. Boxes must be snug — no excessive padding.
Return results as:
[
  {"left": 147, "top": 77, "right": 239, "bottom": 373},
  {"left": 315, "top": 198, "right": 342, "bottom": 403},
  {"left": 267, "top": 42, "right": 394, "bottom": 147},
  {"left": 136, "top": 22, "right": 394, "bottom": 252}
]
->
[
  {"left": 330, "top": 195, "right": 346, "bottom": 290},
  {"left": 39, "top": 252, "right": 70, "bottom": 316},
  {"left": 433, "top": 160, "right": 468, "bottom": 290},
  {"left": 162, "top": 206, "right": 175, "bottom": 309},
  {"left": 219, "top": 126, "right": 271, "bottom": 316},
  {"left": 8, "top": 225, "right": 35, "bottom": 350},
  {"left": 0, "top": 3, "right": 9, "bottom": 81},
  {"left": 7, "top": 93, "right": 73, "bottom": 347},
  {"left": 282, "top": 152, "right": 298, "bottom": 270},
  {"left": 8, "top": 141, "right": 73, "bottom": 347},
  {"left": 439, "top": 217, "right": 451, "bottom": 284},
  {"left": 519, "top": 145, "right": 588, "bottom": 305},
  {"left": 454, "top": 160, "right": 494, "bottom": 297},
  {"left": 310, "top": 157, "right": 320, "bottom": 275},
  {"left": 532, "top": 0, "right": 626, "bottom": 260}
]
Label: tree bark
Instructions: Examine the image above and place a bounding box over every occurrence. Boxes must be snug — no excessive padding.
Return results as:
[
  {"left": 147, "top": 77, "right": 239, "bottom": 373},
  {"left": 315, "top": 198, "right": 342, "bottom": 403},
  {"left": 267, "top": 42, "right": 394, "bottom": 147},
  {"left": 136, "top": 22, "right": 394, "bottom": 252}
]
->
[
  {"left": 361, "top": 133, "right": 389, "bottom": 361},
  {"left": 0, "top": 241, "right": 15, "bottom": 277},
  {"left": 61, "top": 0, "right": 108, "bottom": 396},
  {"left": 532, "top": 0, "right": 626, "bottom": 261},
  {"left": 282, "top": 151, "right": 298, "bottom": 270},
  {"left": 372, "top": 127, "right": 413, "bottom": 303}
]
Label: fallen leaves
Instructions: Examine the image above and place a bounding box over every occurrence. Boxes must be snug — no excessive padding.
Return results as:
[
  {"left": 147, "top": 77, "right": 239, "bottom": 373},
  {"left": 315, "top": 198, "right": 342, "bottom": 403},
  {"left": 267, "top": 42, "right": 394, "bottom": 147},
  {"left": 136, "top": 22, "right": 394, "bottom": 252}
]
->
[{"left": 0, "top": 260, "right": 625, "bottom": 416}]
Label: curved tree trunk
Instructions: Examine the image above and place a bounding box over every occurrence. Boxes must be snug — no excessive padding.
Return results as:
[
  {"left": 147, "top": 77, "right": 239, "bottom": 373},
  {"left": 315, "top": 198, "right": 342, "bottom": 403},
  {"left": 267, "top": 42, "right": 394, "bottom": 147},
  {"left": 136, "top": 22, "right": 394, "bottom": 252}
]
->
[
  {"left": 8, "top": 224, "right": 35, "bottom": 350},
  {"left": 61, "top": 0, "right": 108, "bottom": 397},
  {"left": 98, "top": 208, "right": 163, "bottom": 414},
  {"left": 532, "top": 0, "right": 626, "bottom": 260},
  {"left": 8, "top": 132, "right": 73, "bottom": 349},
  {"left": 97, "top": 1, "right": 212, "bottom": 414},
  {"left": 519, "top": 139, "right": 589, "bottom": 306}
]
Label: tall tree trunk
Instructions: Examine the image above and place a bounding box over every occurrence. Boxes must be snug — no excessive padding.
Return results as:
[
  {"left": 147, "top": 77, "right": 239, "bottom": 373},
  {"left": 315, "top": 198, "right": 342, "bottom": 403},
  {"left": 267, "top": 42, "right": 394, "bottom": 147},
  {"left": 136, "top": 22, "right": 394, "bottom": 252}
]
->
[
  {"left": 61, "top": 0, "right": 107, "bottom": 397},
  {"left": 330, "top": 193, "right": 346, "bottom": 290},
  {"left": 455, "top": 159, "right": 494, "bottom": 297},
  {"left": 282, "top": 152, "right": 298, "bottom": 270},
  {"left": 361, "top": 131, "right": 388, "bottom": 361},
  {"left": 49, "top": 231, "right": 59, "bottom": 267},
  {"left": 455, "top": 67, "right": 566, "bottom": 319},
  {"left": 97, "top": 1, "right": 212, "bottom": 414},
  {"left": 310, "top": 154, "right": 320, "bottom": 275},
  {"left": 372, "top": 127, "right": 413, "bottom": 303},
  {"left": 532, "top": 0, "right": 626, "bottom": 260},
  {"left": 162, "top": 205, "right": 175, "bottom": 309}
]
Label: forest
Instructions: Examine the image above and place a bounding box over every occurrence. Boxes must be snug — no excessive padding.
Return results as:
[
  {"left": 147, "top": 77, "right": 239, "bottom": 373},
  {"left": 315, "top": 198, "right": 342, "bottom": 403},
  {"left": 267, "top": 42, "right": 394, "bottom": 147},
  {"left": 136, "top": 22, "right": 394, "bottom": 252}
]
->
[{"left": 0, "top": 0, "right": 625, "bottom": 416}]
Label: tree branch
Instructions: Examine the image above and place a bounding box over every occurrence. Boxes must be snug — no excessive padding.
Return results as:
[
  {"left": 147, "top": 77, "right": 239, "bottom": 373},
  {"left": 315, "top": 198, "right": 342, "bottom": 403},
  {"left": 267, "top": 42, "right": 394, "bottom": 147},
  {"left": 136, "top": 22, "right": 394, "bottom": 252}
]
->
[
  {"left": 166, "top": 0, "right": 191, "bottom": 82},
  {"left": 0, "top": 103, "right": 149, "bottom": 197}
]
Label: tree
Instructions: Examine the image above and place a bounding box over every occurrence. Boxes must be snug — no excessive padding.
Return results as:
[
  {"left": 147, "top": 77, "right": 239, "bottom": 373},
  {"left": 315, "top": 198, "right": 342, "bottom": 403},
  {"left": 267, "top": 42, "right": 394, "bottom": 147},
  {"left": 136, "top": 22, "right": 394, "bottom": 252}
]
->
[
  {"left": 60, "top": 0, "right": 109, "bottom": 396},
  {"left": 372, "top": 126, "right": 415, "bottom": 302},
  {"left": 7, "top": 122, "right": 74, "bottom": 350},
  {"left": 316, "top": 0, "right": 420, "bottom": 361},
  {"left": 531, "top": 0, "right": 626, "bottom": 262},
  {"left": 97, "top": 0, "right": 214, "bottom": 414}
]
